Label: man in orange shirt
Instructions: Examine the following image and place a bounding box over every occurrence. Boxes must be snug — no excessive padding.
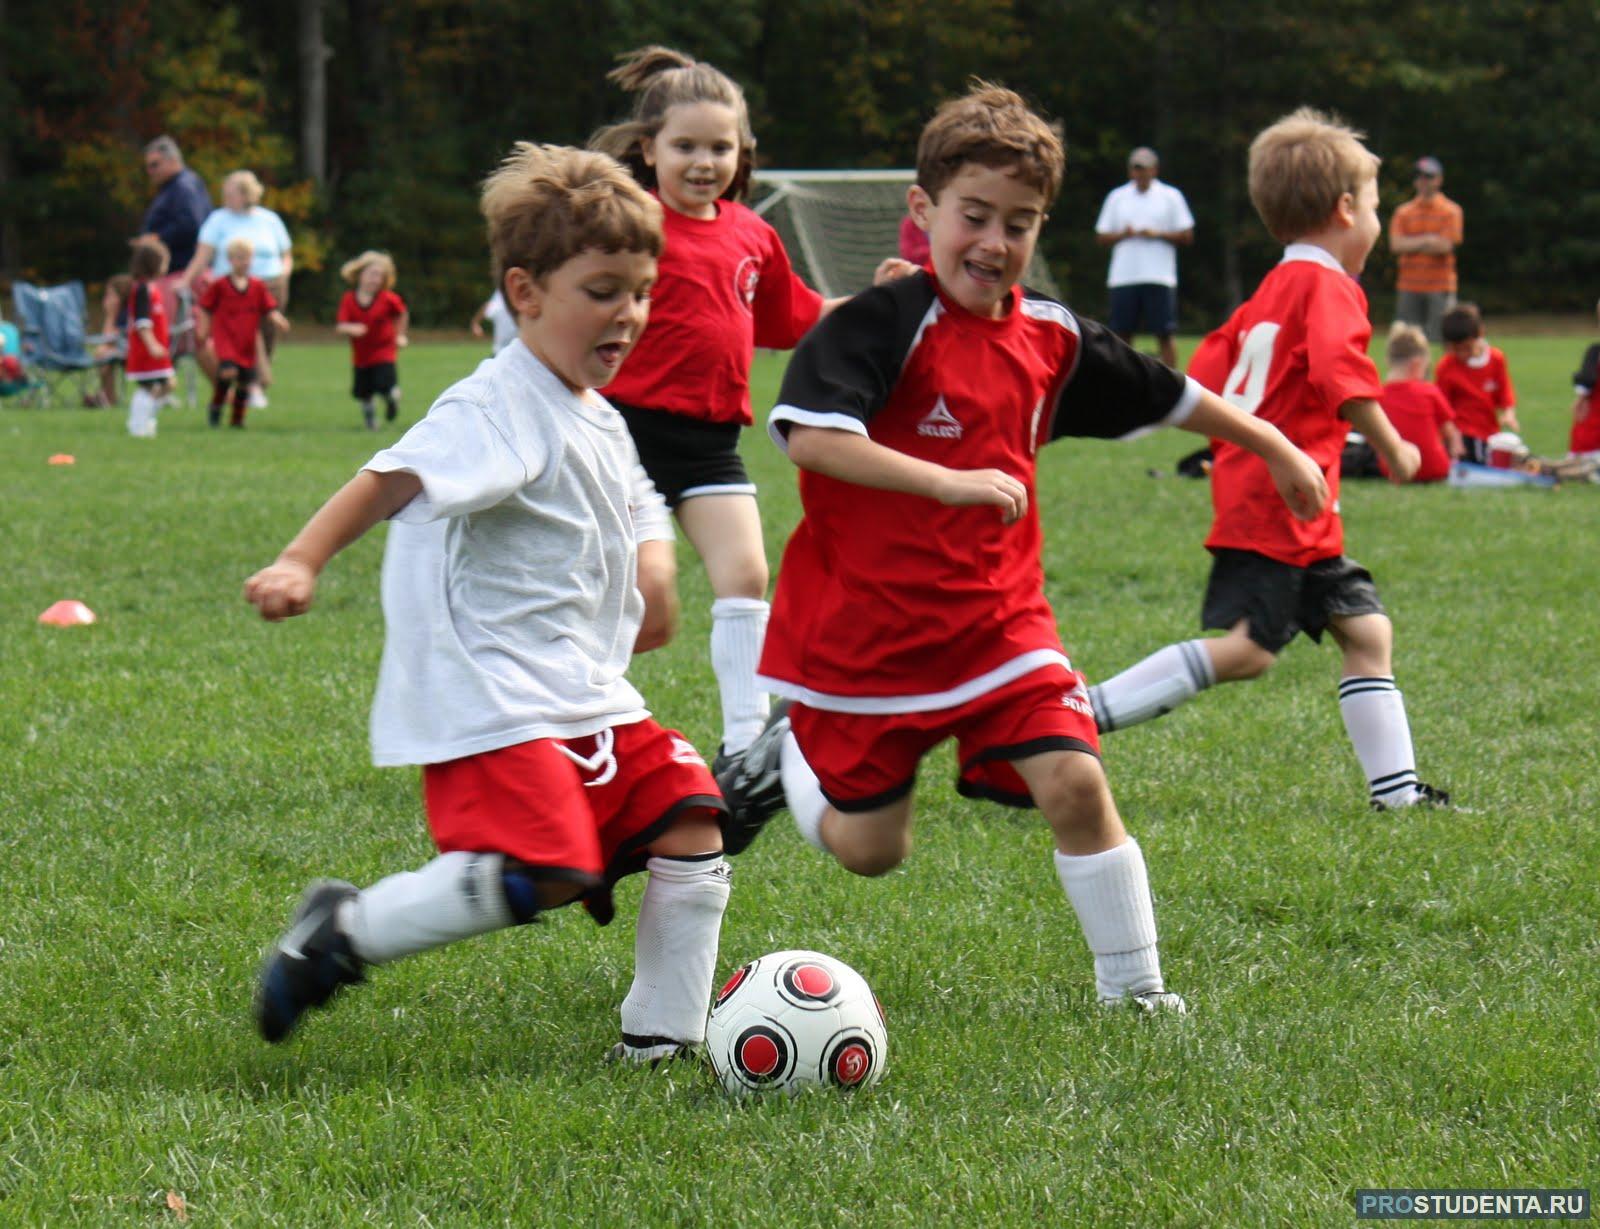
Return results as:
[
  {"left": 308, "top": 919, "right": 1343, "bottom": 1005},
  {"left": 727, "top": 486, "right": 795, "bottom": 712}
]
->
[{"left": 1389, "top": 156, "right": 1462, "bottom": 342}]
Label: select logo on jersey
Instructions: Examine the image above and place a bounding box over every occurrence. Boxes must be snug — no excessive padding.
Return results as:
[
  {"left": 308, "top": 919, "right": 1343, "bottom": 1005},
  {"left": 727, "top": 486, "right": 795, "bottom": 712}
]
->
[
  {"left": 1061, "top": 681, "right": 1094, "bottom": 718},
  {"left": 916, "top": 395, "right": 963, "bottom": 439},
  {"left": 734, "top": 256, "right": 761, "bottom": 309},
  {"left": 669, "top": 736, "right": 706, "bottom": 767}
]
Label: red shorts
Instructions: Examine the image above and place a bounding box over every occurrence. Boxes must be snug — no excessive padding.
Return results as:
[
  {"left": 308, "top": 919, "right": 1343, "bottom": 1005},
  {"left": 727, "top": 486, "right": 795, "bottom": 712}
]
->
[
  {"left": 789, "top": 664, "right": 1099, "bottom": 811},
  {"left": 422, "top": 719, "right": 723, "bottom": 888}
]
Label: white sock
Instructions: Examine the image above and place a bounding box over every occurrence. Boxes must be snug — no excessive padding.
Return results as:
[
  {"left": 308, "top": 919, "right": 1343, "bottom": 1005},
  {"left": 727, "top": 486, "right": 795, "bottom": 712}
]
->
[
  {"left": 1054, "top": 839, "right": 1164, "bottom": 1001},
  {"left": 710, "top": 597, "right": 769, "bottom": 753},
  {"left": 340, "top": 851, "right": 513, "bottom": 965},
  {"left": 1089, "top": 640, "right": 1215, "bottom": 733},
  {"left": 620, "top": 854, "right": 730, "bottom": 1046},
  {"left": 781, "top": 730, "right": 829, "bottom": 851},
  {"left": 128, "top": 389, "right": 155, "bottom": 437},
  {"left": 1338, "top": 675, "right": 1421, "bottom": 805}
]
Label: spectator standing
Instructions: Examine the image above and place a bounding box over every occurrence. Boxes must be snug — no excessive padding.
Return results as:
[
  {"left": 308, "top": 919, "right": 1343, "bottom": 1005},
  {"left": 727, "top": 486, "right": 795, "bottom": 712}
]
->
[
  {"left": 138, "top": 136, "right": 211, "bottom": 273},
  {"left": 1094, "top": 146, "right": 1194, "bottom": 368},
  {"left": 1389, "top": 156, "right": 1462, "bottom": 342}
]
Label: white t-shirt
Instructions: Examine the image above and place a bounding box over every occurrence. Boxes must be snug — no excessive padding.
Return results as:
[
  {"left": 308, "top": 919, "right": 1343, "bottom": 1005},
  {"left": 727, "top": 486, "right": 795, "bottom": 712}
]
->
[
  {"left": 1094, "top": 180, "right": 1195, "bottom": 288},
  {"left": 483, "top": 291, "right": 518, "bottom": 353},
  {"left": 364, "top": 341, "right": 674, "bottom": 766},
  {"left": 196, "top": 207, "right": 293, "bottom": 279}
]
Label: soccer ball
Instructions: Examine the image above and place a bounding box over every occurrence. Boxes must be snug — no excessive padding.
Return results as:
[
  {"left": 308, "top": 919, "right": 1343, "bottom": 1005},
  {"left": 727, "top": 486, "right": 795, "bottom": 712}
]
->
[{"left": 705, "top": 949, "right": 888, "bottom": 1095}]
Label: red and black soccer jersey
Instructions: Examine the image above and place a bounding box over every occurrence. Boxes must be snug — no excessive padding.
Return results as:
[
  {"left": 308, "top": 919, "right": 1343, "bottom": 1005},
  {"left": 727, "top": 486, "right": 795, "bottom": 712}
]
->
[
  {"left": 1189, "top": 244, "right": 1382, "bottom": 568},
  {"left": 1435, "top": 344, "right": 1514, "bottom": 442},
  {"left": 198, "top": 275, "right": 277, "bottom": 367},
  {"left": 757, "top": 271, "right": 1198, "bottom": 712},
  {"left": 125, "top": 278, "right": 172, "bottom": 381},
  {"left": 605, "top": 199, "right": 823, "bottom": 426},
  {"left": 1379, "top": 379, "right": 1454, "bottom": 482},
  {"left": 338, "top": 289, "right": 407, "bottom": 368}
]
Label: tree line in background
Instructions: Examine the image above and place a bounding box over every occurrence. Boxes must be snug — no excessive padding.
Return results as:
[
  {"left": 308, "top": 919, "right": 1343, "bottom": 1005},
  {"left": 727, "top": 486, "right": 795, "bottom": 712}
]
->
[{"left": 4, "top": 0, "right": 1598, "bottom": 327}]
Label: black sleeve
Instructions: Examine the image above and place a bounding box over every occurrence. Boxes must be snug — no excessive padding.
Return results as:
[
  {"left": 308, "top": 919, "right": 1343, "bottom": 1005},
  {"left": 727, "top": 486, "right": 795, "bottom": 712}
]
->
[
  {"left": 771, "top": 273, "right": 933, "bottom": 434},
  {"left": 1046, "top": 311, "right": 1190, "bottom": 442},
  {"left": 1574, "top": 343, "right": 1600, "bottom": 391},
  {"left": 132, "top": 283, "right": 153, "bottom": 323}
]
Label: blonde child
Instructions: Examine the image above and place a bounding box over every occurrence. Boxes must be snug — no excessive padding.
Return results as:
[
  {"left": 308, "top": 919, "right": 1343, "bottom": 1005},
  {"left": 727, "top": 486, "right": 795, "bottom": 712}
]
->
[
  {"left": 1089, "top": 109, "right": 1449, "bottom": 812},
  {"left": 125, "top": 238, "right": 173, "bottom": 437},
  {"left": 195, "top": 237, "right": 290, "bottom": 428},
  {"left": 335, "top": 251, "right": 409, "bottom": 429},
  {"left": 1374, "top": 322, "right": 1461, "bottom": 482},
  {"left": 591, "top": 46, "right": 872, "bottom": 775},
  {"left": 721, "top": 84, "right": 1330, "bottom": 1013},
  {"left": 245, "top": 144, "right": 730, "bottom": 1065}
]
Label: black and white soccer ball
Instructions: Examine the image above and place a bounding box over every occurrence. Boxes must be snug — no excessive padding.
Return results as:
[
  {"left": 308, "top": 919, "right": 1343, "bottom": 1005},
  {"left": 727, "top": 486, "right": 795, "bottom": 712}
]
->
[{"left": 706, "top": 950, "right": 888, "bottom": 1095}]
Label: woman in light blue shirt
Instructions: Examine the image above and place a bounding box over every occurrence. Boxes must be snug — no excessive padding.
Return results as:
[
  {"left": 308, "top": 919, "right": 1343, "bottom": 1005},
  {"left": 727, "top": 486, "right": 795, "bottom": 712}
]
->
[{"left": 181, "top": 170, "right": 293, "bottom": 403}]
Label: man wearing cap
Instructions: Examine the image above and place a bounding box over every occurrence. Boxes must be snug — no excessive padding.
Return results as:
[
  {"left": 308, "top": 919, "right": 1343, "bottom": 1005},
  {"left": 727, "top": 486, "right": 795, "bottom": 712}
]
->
[
  {"left": 1390, "top": 157, "right": 1463, "bottom": 342},
  {"left": 1094, "top": 147, "right": 1194, "bottom": 368}
]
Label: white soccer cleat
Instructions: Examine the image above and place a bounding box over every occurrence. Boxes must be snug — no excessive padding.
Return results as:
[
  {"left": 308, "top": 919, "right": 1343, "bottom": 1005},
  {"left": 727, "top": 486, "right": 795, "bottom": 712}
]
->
[{"left": 1101, "top": 989, "right": 1189, "bottom": 1016}]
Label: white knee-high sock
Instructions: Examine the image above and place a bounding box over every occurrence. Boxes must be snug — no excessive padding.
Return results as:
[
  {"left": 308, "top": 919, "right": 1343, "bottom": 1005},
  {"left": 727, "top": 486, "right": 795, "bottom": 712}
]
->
[
  {"left": 1054, "top": 839, "right": 1164, "bottom": 1001},
  {"left": 1089, "top": 640, "right": 1216, "bottom": 733},
  {"left": 710, "top": 597, "right": 770, "bottom": 753},
  {"left": 1338, "top": 675, "right": 1420, "bottom": 805},
  {"left": 128, "top": 389, "right": 155, "bottom": 437},
  {"left": 781, "top": 730, "right": 829, "bottom": 851},
  {"left": 341, "top": 851, "right": 513, "bottom": 965},
  {"left": 620, "top": 854, "right": 731, "bottom": 1046}
]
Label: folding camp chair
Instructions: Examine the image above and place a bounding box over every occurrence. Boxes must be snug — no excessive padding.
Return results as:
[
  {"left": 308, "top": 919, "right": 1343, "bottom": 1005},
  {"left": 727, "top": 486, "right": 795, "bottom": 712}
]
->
[{"left": 10, "top": 281, "right": 116, "bottom": 408}]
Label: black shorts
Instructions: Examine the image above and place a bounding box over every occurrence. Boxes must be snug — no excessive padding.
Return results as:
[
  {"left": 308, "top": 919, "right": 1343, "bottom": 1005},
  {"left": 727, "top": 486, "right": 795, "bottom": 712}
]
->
[
  {"left": 1201, "top": 548, "right": 1385, "bottom": 654},
  {"left": 352, "top": 362, "right": 399, "bottom": 400},
  {"left": 1108, "top": 283, "right": 1178, "bottom": 338},
  {"left": 1460, "top": 435, "right": 1490, "bottom": 465},
  {"left": 217, "top": 362, "right": 257, "bottom": 387},
  {"left": 614, "top": 401, "right": 755, "bottom": 509}
]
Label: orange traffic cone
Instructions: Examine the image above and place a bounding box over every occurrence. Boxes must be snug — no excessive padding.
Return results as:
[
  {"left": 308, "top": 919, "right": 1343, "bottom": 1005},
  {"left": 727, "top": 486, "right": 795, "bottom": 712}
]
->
[{"left": 38, "top": 600, "right": 97, "bottom": 626}]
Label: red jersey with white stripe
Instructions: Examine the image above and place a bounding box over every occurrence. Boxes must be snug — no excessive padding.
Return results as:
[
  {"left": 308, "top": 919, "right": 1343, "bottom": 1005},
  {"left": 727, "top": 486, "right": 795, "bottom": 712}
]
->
[
  {"left": 338, "top": 289, "right": 407, "bottom": 367},
  {"left": 758, "top": 272, "right": 1196, "bottom": 712},
  {"left": 1434, "top": 344, "right": 1513, "bottom": 441},
  {"left": 125, "top": 279, "right": 172, "bottom": 380},
  {"left": 604, "top": 198, "right": 822, "bottom": 425},
  {"left": 1379, "top": 379, "right": 1454, "bottom": 482},
  {"left": 1189, "top": 245, "right": 1382, "bottom": 567},
  {"left": 198, "top": 275, "right": 277, "bottom": 366}
]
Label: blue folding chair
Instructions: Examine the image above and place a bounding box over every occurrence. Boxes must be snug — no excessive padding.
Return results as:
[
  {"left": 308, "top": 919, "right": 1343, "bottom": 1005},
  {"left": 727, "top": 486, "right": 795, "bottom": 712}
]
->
[{"left": 10, "top": 281, "right": 114, "bottom": 408}]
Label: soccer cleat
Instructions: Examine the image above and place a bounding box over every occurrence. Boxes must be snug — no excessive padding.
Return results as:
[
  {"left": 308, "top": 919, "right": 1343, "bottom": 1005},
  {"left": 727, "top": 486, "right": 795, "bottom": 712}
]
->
[
  {"left": 715, "top": 700, "right": 791, "bottom": 856},
  {"left": 1101, "top": 989, "right": 1189, "bottom": 1015},
  {"left": 1370, "top": 782, "right": 1451, "bottom": 812},
  {"left": 248, "top": 386, "right": 268, "bottom": 410},
  {"left": 605, "top": 1039, "right": 703, "bottom": 1069},
  {"left": 254, "top": 879, "right": 364, "bottom": 1043}
]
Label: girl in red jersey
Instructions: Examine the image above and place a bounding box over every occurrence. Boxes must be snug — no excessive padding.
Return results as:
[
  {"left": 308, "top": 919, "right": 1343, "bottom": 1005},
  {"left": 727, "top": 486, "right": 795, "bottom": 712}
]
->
[
  {"left": 196, "top": 237, "right": 291, "bottom": 428},
  {"left": 336, "top": 251, "right": 409, "bottom": 430},
  {"left": 125, "top": 238, "right": 174, "bottom": 438},
  {"left": 591, "top": 47, "right": 877, "bottom": 771}
]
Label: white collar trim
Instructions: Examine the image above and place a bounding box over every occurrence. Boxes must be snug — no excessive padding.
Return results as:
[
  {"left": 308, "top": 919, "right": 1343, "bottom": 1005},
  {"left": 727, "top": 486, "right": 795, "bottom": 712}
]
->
[{"left": 1280, "top": 243, "right": 1346, "bottom": 273}]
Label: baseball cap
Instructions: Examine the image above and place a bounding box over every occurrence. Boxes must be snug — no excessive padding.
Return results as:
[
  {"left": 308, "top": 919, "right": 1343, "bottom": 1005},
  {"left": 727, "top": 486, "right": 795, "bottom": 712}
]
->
[
  {"left": 1128, "top": 146, "right": 1158, "bottom": 169},
  {"left": 1415, "top": 156, "right": 1443, "bottom": 177}
]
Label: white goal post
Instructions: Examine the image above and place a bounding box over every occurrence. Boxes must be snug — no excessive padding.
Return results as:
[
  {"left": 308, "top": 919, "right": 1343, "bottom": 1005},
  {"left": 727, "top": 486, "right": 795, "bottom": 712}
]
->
[{"left": 751, "top": 168, "right": 1062, "bottom": 301}]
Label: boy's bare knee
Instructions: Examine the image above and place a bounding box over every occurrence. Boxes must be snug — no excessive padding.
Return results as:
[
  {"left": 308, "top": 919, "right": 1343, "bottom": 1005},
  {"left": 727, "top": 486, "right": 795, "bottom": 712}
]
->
[
  {"left": 831, "top": 822, "right": 910, "bottom": 877},
  {"left": 1211, "top": 634, "right": 1276, "bottom": 681},
  {"left": 1032, "top": 754, "right": 1112, "bottom": 826},
  {"left": 715, "top": 561, "right": 769, "bottom": 601},
  {"left": 837, "top": 841, "right": 907, "bottom": 877}
]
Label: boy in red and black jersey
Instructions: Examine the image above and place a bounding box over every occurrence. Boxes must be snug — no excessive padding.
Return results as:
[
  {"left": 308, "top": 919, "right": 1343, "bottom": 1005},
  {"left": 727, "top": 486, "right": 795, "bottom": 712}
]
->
[
  {"left": 196, "top": 238, "right": 291, "bottom": 428},
  {"left": 125, "top": 238, "right": 173, "bottom": 438},
  {"left": 719, "top": 85, "right": 1327, "bottom": 1014},
  {"left": 1435, "top": 302, "right": 1518, "bottom": 463},
  {"left": 1090, "top": 108, "right": 1450, "bottom": 812},
  {"left": 336, "top": 251, "right": 409, "bottom": 430}
]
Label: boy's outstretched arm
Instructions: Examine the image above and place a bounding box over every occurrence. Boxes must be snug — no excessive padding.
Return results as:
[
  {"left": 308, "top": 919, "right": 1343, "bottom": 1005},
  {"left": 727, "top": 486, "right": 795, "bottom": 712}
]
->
[
  {"left": 1182, "top": 391, "right": 1331, "bottom": 518},
  {"left": 244, "top": 469, "right": 423, "bottom": 620},
  {"left": 1340, "top": 398, "right": 1420, "bottom": 485},
  {"left": 785, "top": 424, "right": 1028, "bottom": 523}
]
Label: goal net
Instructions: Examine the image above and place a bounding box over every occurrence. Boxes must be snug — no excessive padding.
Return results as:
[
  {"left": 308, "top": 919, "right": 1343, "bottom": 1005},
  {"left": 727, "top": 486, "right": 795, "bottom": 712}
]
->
[{"left": 751, "top": 168, "right": 1062, "bottom": 301}]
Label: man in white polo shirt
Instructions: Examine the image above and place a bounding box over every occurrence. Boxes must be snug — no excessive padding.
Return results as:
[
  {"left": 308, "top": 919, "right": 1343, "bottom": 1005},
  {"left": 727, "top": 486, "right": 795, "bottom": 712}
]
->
[{"left": 1095, "top": 147, "right": 1194, "bottom": 368}]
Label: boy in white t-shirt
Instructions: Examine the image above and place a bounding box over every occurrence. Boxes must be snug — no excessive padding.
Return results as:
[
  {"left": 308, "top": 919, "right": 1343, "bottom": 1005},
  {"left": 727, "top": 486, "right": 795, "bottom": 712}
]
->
[
  {"left": 1094, "top": 147, "right": 1195, "bottom": 368},
  {"left": 244, "top": 144, "right": 729, "bottom": 1066}
]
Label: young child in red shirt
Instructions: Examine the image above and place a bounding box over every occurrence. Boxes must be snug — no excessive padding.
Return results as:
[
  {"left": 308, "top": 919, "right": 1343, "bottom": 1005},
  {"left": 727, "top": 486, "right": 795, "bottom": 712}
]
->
[
  {"left": 1435, "top": 302, "right": 1518, "bottom": 464},
  {"left": 196, "top": 238, "right": 291, "bottom": 428},
  {"left": 1568, "top": 299, "right": 1600, "bottom": 457},
  {"left": 1377, "top": 322, "right": 1461, "bottom": 482},
  {"left": 336, "top": 251, "right": 409, "bottom": 430},
  {"left": 719, "top": 85, "right": 1329, "bottom": 1015},
  {"left": 125, "top": 238, "right": 173, "bottom": 438},
  {"left": 1089, "top": 108, "right": 1450, "bottom": 812}
]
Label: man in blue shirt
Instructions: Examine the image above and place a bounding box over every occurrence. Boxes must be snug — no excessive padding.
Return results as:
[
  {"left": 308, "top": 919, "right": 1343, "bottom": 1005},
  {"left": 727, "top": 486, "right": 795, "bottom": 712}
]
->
[{"left": 137, "top": 136, "right": 210, "bottom": 271}]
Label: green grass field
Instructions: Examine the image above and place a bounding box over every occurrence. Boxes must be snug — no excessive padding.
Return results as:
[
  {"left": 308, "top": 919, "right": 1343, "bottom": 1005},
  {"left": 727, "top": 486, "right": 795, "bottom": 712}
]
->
[{"left": 3, "top": 334, "right": 1596, "bottom": 1225}]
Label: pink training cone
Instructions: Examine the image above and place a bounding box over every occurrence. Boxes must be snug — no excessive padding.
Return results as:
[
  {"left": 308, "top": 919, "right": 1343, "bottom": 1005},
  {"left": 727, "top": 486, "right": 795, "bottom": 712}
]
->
[
  {"left": 38, "top": 600, "right": 97, "bottom": 626},
  {"left": 47, "top": 454, "right": 76, "bottom": 465}
]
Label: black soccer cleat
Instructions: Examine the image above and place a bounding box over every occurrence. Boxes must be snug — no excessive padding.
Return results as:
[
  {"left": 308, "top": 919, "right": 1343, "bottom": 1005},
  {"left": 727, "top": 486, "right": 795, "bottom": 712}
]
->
[
  {"left": 254, "top": 879, "right": 364, "bottom": 1043},
  {"left": 715, "top": 700, "right": 792, "bottom": 856},
  {"left": 1370, "top": 782, "right": 1451, "bottom": 812}
]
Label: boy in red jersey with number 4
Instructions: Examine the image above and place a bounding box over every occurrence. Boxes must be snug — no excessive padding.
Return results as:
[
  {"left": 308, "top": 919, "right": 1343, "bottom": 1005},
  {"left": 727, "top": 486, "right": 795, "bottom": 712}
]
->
[
  {"left": 1090, "top": 108, "right": 1450, "bottom": 812},
  {"left": 717, "top": 84, "right": 1329, "bottom": 1015},
  {"left": 336, "top": 251, "right": 409, "bottom": 430}
]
